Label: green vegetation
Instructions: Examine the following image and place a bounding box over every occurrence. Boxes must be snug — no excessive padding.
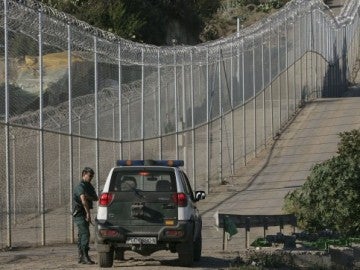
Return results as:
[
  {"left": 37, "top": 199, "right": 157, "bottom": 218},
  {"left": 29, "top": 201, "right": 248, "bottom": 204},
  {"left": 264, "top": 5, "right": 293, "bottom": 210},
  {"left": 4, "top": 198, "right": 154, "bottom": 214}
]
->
[
  {"left": 229, "top": 250, "right": 296, "bottom": 269},
  {"left": 250, "top": 237, "right": 272, "bottom": 247},
  {"left": 302, "top": 237, "right": 360, "bottom": 251},
  {"left": 37, "top": 0, "right": 290, "bottom": 45},
  {"left": 284, "top": 129, "right": 360, "bottom": 236},
  {"left": 39, "top": 0, "right": 220, "bottom": 45},
  {"left": 257, "top": 0, "right": 287, "bottom": 13}
]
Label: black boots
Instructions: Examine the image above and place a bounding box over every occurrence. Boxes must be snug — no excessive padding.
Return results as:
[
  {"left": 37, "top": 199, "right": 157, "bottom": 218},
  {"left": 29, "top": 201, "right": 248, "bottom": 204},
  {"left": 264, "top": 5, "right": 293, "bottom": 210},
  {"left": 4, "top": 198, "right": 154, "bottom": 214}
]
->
[{"left": 78, "top": 250, "right": 95, "bottom": 264}]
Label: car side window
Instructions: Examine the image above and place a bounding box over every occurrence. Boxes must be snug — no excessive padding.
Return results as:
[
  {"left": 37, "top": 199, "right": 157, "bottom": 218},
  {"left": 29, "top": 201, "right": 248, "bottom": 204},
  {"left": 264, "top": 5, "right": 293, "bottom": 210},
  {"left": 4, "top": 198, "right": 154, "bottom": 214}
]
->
[{"left": 180, "top": 171, "right": 195, "bottom": 201}]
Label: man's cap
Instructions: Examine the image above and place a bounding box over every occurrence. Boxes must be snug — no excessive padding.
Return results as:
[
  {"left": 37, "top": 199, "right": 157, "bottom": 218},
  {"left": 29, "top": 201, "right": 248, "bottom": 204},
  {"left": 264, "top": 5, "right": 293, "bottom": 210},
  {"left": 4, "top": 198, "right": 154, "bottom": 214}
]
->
[{"left": 82, "top": 167, "right": 94, "bottom": 175}]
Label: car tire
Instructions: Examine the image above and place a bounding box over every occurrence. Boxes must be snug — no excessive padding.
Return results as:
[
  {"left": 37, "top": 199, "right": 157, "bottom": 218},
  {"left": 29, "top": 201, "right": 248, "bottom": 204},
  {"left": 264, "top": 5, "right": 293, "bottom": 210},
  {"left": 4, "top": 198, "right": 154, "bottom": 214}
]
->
[
  {"left": 98, "top": 249, "right": 114, "bottom": 268},
  {"left": 193, "top": 232, "right": 202, "bottom": 262},
  {"left": 178, "top": 241, "right": 194, "bottom": 267}
]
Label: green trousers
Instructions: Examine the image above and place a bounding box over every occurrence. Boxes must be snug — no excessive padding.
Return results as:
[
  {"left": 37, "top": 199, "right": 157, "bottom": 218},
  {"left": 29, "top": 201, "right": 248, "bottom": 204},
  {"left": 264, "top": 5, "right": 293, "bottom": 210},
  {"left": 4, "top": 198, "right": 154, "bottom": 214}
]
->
[{"left": 74, "top": 216, "right": 90, "bottom": 252}]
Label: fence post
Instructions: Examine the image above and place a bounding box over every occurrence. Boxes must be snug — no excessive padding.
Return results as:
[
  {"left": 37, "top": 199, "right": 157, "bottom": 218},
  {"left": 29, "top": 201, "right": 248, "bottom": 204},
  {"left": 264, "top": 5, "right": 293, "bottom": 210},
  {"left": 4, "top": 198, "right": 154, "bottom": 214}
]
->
[
  {"left": 263, "top": 217, "right": 268, "bottom": 239},
  {"left": 174, "top": 51, "right": 179, "bottom": 160},
  {"left": 279, "top": 216, "right": 284, "bottom": 234},
  {"left": 94, "top": 36, "right": 100, "bottom": 195},
  {"left": 141, "top": 48, "right": 145, "bottom": 159},
  {"left": 4, "top": 0, "right": 12, "bottom": 248},
  {"left": 38, "top": 9, "right": 46, "bottom": 246},
  {"left": 190, "top": 50, "right": 196, "bottom": 188},
  {"left": 241, "top": 40, "right": 247, "bottom": 165},
  {"left": 222, "top": 227, "right": 227, "bottom": 251},
  {"left": 67, "top": 24, "right": 75, "bottom": 244},
  {"left": 118, "top": 43, "right": 123, "bottom": 160},
  {"left": 206, "top": 47, "right": 210, "bottom": 193},
  {"left": 245, "top": 217, "right": 250, "bottom": 249}
]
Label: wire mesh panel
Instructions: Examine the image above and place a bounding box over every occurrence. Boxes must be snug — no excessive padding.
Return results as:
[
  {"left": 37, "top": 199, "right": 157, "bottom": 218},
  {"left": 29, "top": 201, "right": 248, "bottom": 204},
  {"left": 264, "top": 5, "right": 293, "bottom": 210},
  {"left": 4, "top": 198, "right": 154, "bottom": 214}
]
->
[
  {"left": 272, "top": 77, "right": 281, "bottom": 133},
  {"left": 10, "top": 127, "right": 41, "bottom": 245},
  {"left": 208, "top": 62, "right": 220, "bottom": 120},
  {"left": 220, "top": 50, "right": 232, "bottom": 113},
  {"left": 280, "top": 71, "right": 288, "bottom": 126},
  {"left": 43, "top": 131, "right": 72, "bottom": 244},
  {"left": 221, "top": 112, "right": 234, "bottom": 177},
  {"left": 160, "top": 66, "right": 175, "bottom": 135},
  {"left": 183, "top": 65, "right": 193, "bottom": 129},
  {"left": 245, "top": 99, "right": 255, "bottom": 159},
  {"left": 233, "top": 106, "right": 244, "bottom": 173},
  {"left": 193, "top": 64, "right": 207, "bottom": 126},
  {"left": 76, "top": 137, "right": 97, "bottom": 180},
  {"left": 7, "top": 31, "right": 40, "bottom": 127},
  {"left": 254, "top": 38, "right": 264, "bottom": 95},
  {"left": 144, "top": 138, "right": 159, "bottom": 160},
  {"left": 243, "top": 45, "right": 254, "bottom": 102},
  {"left": 255, "top": 92, "right": 265, "bottom": 153},
  {"left": 209, "top": 118, "right": 221, "bottom": 189},
  {"left": 233, "top": 44, "right": 244, "bottom": 107},
  {"left": 194, "top": 125, "right": 208, "bottom": 191},
  {"left": 144, "top": 65, "right": 158, "bottom": 139},
  {"left": 98, "top": 140, "right": 119, "bottom": 187},
  {"left": 264, "top": 85, "right": 273, "bottom": 141},
  {"left": 182, "top": 130, "right": 194, "bottom": 186},
  {"left": 287, "top": 62, "right": 296, "bottom": 114}
]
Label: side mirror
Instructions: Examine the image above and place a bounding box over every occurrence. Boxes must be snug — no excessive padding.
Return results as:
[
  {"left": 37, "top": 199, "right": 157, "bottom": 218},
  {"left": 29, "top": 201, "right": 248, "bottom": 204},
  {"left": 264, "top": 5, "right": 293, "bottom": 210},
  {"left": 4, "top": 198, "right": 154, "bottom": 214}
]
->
[{"left": 194, "top": 191, "right": 206, "bottom": 201}]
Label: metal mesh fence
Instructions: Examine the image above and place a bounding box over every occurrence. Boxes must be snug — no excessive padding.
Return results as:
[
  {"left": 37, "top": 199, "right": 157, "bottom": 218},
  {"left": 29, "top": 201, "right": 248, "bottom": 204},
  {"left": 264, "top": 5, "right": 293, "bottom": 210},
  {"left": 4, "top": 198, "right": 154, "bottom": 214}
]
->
[{"left": 0, "top": 0, "right": 359, "bottom": 247}]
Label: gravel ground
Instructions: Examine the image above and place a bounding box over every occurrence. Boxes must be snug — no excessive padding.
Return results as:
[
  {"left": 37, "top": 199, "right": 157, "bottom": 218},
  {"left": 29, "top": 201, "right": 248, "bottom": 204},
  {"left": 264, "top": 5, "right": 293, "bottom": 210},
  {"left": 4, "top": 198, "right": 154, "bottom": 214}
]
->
[{"left": 0, "top": 244, "right": 242, "bottom": 270}]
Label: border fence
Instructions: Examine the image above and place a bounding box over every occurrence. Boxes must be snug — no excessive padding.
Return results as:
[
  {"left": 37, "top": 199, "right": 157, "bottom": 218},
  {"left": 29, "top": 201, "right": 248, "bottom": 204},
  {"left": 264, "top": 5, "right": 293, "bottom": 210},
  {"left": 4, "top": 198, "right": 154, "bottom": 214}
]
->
[{"left": 0, "top": 0, "right": 359, "bottom": 247}]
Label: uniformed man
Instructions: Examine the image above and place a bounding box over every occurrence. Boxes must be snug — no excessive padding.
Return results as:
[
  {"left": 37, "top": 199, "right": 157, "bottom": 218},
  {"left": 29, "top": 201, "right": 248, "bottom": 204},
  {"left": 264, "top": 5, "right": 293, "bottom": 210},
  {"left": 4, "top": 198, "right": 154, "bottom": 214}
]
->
[{"left": 73, "top": 167, "right": 98, "bottom": 264}]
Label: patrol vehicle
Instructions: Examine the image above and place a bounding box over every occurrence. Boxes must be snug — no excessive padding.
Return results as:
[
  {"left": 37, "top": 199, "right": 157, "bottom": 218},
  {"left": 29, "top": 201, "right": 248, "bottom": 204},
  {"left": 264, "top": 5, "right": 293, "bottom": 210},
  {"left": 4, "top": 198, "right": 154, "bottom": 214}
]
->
[{"left": 95, "top": 160, "right": 206, "bottom": 268}]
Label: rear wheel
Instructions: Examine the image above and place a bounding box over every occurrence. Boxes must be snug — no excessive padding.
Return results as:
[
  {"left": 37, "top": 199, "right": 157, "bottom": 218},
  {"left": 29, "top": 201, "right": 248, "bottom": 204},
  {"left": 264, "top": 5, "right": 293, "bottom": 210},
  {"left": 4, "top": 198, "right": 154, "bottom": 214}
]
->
[
  {"left": 178, "top": 241, "right": 194, "bottom": 267},
  {"left": 98, "top": 249, "right": 114, "bottom": 268},
  {"left": 193, "top": 232, "right": 202, "bottom": 261}
]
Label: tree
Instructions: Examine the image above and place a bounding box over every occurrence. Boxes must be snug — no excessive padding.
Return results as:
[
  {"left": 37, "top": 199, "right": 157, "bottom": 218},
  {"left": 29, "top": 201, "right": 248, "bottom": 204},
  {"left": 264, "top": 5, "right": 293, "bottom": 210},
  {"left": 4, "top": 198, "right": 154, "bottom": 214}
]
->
[{"left": 284, "top": 129, "right": 360, "bottom": 236}]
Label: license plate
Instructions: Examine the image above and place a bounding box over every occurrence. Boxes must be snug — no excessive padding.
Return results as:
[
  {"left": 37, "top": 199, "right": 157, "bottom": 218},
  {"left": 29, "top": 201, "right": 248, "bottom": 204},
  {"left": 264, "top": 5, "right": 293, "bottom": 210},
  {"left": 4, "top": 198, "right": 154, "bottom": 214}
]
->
[{"left": 126, "top": 237, "right": 157, "bottom": 245}]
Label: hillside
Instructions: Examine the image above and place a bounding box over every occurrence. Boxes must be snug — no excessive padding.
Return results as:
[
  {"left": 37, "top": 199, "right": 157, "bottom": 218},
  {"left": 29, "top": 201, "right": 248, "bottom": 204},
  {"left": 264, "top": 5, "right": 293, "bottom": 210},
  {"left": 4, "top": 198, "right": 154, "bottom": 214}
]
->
[
  {"left": 200, "top": 0, "right": 291, "bottom": 41},
  {"left": 38, "top": 0, "right": 291, "bottom": 45}
]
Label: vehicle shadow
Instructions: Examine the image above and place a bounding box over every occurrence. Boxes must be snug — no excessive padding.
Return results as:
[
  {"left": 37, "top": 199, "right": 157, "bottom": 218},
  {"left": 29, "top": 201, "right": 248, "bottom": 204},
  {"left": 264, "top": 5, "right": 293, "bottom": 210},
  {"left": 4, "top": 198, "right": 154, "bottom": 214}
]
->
[
  {"left": 159, "top": 256, "right": 233, "bottom": 268},
  {"left": 115, "top": 255, "right": 235, "bottom": 268}
]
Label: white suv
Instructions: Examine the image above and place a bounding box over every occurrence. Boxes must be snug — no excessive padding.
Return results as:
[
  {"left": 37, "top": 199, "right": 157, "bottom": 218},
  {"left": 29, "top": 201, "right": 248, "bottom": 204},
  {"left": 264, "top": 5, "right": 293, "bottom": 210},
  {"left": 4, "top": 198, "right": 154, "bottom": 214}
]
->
[{"left": 95, "top": 160, "right": 206, "bottom": 268}]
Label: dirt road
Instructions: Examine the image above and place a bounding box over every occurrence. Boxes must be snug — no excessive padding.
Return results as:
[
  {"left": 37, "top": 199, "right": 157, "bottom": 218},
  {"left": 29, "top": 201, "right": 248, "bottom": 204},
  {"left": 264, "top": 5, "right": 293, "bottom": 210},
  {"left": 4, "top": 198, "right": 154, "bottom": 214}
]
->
[{"left": 0, "top": 244, "right": 241, "bottom": 270}]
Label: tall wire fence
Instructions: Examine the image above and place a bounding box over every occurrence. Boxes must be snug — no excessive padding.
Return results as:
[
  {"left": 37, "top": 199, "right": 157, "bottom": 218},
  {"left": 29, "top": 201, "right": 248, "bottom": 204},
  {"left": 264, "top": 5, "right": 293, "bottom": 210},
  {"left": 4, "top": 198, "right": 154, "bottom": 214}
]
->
[{"left": 0, "top": 0, "right": 359, "bottom": 247}]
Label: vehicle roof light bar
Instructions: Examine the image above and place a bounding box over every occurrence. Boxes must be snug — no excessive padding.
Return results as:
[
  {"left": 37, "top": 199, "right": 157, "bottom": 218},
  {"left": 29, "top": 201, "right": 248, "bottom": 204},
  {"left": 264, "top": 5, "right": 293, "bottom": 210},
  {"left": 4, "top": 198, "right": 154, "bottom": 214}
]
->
[{"left": 116, "top": 159, "right": 184, "bottom": 167}]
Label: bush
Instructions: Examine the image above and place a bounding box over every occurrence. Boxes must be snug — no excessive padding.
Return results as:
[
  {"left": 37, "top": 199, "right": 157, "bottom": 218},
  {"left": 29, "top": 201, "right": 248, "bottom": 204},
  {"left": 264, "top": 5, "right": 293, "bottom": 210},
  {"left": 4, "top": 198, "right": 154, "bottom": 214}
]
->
[{"left": 284, "top": 129, "right": 360, "bottom": 236}]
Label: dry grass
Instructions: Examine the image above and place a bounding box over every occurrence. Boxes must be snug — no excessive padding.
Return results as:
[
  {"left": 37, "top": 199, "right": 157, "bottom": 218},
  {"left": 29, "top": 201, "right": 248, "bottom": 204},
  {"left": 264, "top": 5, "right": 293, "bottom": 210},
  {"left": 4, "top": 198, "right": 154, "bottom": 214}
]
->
[{"left": 23, "top": 51, "right": 83, "bottom": 70}]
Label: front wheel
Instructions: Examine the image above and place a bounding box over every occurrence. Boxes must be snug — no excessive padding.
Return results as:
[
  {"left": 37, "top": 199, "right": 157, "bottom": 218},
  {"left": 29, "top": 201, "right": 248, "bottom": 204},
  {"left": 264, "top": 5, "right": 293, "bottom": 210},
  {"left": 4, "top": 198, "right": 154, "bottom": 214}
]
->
[{"left": 98, "top": 249, "right": 114, "bottom": 268}]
